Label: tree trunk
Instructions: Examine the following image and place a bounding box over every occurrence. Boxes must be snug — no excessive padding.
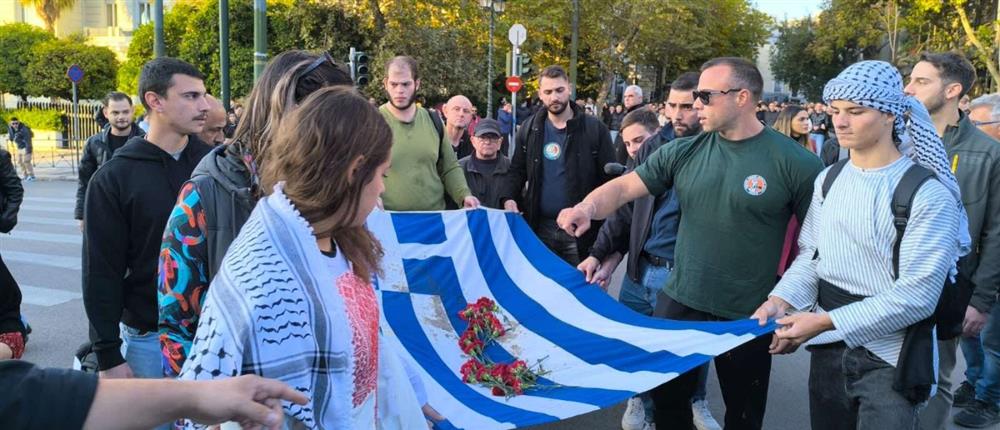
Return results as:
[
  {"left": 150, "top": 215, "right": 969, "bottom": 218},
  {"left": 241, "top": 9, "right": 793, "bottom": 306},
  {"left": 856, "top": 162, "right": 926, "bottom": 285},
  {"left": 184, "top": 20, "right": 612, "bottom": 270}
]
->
[
  {"left": 954, "top": 1, "right": 1000, "bottom": 91},
  {"left": 369, "top": 0, "right": 385, "bottom": 33}
]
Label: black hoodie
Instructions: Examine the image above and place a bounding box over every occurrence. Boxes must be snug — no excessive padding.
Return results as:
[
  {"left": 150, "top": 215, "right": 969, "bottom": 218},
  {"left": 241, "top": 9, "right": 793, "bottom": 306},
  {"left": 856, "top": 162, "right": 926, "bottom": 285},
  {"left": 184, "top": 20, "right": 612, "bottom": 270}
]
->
[{"left": 82, "top": 135, "right": 211, "bottom": 370}]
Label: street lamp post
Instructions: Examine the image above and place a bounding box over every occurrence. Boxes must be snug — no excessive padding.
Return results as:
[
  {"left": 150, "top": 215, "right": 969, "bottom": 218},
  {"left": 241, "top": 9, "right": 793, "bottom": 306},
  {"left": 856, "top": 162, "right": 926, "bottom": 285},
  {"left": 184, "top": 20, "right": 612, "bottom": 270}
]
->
[{"left": 480, "top": 0, "right": 504, "bottom": 119}]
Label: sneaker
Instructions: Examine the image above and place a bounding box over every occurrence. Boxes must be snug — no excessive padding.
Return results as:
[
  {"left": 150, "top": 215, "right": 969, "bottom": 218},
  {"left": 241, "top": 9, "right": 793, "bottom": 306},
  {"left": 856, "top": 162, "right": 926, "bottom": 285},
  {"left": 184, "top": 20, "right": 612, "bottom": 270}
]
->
[
  {"left": 954, "top": 381, "right": 977, "bottom": 409},
  {"left": 641, "top": 422, "right": 656, "bottom": 430},
  {"left": 621, "top": 397, "right": 645, "bottom": 430},
  {"left": 955, "top": 399, "right": 1000, "bottom": 428},
  {"left": 692, "top": 399, "right": 722, "bottom": 430}
]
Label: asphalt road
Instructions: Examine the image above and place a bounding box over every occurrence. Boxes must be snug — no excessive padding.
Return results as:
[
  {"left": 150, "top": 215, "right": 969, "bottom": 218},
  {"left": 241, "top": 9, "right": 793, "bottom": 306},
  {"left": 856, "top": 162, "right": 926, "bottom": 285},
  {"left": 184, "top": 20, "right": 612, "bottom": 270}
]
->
[{"left": 10, "top": 179, "right": 994, "bottom": 430}]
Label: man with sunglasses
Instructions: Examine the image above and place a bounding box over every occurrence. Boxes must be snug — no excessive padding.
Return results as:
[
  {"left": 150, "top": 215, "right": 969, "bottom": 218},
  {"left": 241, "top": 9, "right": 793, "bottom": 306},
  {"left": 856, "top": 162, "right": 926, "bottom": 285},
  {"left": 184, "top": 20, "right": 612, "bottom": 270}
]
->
[
  {"left": 904, "top": 52, "right": 1000, "bottom": 429},
  {"left": 557, "top": 57, "right": 822, "bottom": 429}
]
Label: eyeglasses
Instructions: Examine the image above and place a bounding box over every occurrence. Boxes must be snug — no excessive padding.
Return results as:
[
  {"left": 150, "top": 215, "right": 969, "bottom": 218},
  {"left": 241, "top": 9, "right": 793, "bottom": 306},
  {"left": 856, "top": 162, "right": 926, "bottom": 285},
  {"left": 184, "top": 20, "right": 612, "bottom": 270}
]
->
[
  {"left": 692, "top": 88, "right": 743, "bottom": 105},
  {"left": 972, "top": 119, "right": 1000, "bottom": 127},
  {"left": 295, "top": 52, "right": 335, "bottom": 83}
]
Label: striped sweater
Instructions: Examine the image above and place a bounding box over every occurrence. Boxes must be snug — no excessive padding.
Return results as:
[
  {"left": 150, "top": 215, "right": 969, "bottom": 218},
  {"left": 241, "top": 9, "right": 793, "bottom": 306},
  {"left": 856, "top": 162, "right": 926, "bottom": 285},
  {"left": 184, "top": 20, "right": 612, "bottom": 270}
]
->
[{"left": 771, "top": 156, "right": 959, "bottom": 366}]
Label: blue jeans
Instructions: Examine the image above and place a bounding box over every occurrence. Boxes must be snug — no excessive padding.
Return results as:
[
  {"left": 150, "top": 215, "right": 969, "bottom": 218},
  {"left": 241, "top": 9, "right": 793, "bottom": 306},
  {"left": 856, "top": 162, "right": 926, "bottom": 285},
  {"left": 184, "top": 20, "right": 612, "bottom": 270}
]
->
[
  {"left": 810, "top": 133, "right": 826, "bottom": 155},
  {"left": 619, "top": 260, "right": 672, "bottom": 423},
  {"left": 120, "top": 323, "right": 165, "bottom": 379},
  {"left": 961, "top": 301, "right": 1000, "bottom": 404}
]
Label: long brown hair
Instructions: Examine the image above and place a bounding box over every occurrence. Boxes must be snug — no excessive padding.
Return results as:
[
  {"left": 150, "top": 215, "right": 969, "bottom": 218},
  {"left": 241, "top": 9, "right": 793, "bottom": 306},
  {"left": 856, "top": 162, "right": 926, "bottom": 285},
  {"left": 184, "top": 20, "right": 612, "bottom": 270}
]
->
[
  {"left": 261, "top": 86, "right": 392, "bottom": 281},
  {"left": 232, "top": 50, "right": 352, "bottom": 184},
  {"left": 774, "top": 105, "right": 815, "bottom": 152}
]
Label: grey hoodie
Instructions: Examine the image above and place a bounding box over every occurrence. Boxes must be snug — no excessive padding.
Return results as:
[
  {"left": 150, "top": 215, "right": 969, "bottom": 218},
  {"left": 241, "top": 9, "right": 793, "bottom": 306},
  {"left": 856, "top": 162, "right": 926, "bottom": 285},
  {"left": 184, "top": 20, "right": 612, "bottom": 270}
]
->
[{"left": 189, "top": 144, "right": 256, "bottom": 278}]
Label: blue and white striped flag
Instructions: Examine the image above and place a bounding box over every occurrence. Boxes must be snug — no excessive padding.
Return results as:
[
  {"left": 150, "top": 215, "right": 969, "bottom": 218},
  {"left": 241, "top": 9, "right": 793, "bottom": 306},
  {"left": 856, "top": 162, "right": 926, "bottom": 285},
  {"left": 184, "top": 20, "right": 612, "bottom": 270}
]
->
[{"left": 368, "top": 208, "right": 776, "bottom": 429}]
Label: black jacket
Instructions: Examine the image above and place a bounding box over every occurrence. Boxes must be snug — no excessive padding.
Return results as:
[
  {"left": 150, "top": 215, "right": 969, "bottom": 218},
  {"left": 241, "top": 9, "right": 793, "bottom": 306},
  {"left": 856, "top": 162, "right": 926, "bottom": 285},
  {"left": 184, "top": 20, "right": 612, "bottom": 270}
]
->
[
  {"left": 589, "top": 134, "right": 669, "bottom": 282},
  {"left": 459, "top": 154, "right": 512, "bottom": 209},
  {"left": 75, "top": 124, "right": 145, "bottom": 219},
  {"left": 82, "top": 136, "right": 211, "bottom": 370},
  {"left": 188, "top": 144, "right": 256, "bottom": 279},
  {"left": 503, "top": 102, "right": 616, "bottom": 254},
  {"left": 7, "top": 125, "right": 31, "bottom": 152},
  {"left": 943, "top": 112, "right": 1000, "bottom": 314},
  {"left": 0, "top": 149, "right": 22, "bottom": 336}
]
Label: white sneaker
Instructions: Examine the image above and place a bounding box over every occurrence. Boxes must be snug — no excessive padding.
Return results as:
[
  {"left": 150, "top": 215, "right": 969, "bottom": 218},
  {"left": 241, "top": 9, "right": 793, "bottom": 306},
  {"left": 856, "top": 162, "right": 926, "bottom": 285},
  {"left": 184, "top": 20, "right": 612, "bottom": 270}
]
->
[
  {"left": 641, "top": 422, "right": 656, "bottom": 430},
  {"left": 692, "top": 399, "right": 721, "bottom": 430},
  {"left": 621, "top": 397, "right": 645, "bottom": 430}
]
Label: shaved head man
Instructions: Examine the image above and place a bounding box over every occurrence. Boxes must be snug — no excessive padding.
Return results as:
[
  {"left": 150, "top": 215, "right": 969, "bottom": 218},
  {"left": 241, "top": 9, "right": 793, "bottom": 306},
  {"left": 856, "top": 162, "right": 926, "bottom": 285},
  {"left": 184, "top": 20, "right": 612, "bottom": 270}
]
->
[
  {"left": 443, "top": 95, "right": 476, "bottom": 159},
  {"left": 198, "top": 95, "right": 227, "bottom": 146}
]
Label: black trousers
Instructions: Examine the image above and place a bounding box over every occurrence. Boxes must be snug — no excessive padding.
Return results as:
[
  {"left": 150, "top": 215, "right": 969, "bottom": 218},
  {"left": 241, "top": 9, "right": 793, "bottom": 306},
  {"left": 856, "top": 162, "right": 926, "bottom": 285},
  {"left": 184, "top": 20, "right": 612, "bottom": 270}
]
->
[
  {"left": 0, "top": 253, "right": 24, "bottom": 335},
  {"left": 650, "top": 291, "right": 772, "bottom": 430}
]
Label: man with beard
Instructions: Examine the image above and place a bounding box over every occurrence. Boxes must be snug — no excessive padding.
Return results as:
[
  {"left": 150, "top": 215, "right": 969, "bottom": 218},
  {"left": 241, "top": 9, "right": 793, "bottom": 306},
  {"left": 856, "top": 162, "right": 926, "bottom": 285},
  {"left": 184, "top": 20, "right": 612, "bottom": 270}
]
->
[
  {"left": 75, "top": 92, "right": 145, "bottom": 232},
  {"left": 905, "top": 52, "right": 1000, "bottom": 430},
  {"left": 613, "top": 85, "right": 647, "bottom": 164},
  {"left": 378, "top": 56, "right": 478, "bottom": 211},
  {"left": 502, "top": 65, "right": 616, "bottom": 265},
  {"left": 557, "top": 57, "right": 822, "bottom": 429},
  {"left": 83, "top": 58, "right": 212, "bottom": 388}
]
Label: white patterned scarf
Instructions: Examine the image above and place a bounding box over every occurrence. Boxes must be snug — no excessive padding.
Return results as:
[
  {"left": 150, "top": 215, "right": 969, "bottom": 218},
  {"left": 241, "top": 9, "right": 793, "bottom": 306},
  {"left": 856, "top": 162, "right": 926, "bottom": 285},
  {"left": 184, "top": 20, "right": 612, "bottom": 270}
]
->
[{"left": 823, "top": 60, "right": 971, "bottom": 270}]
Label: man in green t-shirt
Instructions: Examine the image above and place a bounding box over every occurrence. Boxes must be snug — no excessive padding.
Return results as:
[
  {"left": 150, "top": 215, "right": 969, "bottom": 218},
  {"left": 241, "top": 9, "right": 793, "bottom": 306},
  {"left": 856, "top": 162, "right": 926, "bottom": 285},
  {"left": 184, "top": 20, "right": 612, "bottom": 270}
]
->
[
  {"left": 378, "top": 55, "right": 479, "bottom": 211},
  {"left": 557, "top": 57, "right": 823, "bottom": 430}
]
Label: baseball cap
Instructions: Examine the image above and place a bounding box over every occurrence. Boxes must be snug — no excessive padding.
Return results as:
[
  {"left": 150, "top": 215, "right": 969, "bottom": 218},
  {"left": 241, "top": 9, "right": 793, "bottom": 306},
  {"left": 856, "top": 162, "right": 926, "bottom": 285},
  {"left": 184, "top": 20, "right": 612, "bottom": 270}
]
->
[{"left": 473, "top": 118, "right": 502, "bottom": 137}]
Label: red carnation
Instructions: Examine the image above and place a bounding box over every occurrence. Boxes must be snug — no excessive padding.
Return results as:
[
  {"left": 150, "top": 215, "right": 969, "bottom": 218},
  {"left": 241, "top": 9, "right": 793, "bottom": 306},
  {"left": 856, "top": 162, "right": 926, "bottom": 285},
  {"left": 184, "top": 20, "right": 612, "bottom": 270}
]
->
[
  {"left": 491, "top": 386, "right": 505, "bottom": 396},
  {"left": 476, "top": 297, "right": 497, "bottom": 311}
]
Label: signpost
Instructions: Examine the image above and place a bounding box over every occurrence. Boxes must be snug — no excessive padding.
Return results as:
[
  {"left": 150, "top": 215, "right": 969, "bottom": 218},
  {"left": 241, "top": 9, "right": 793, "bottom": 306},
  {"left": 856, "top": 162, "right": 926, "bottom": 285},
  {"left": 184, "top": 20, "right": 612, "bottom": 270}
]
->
[
  {"left": 507, "top": 24, "right": 526, "bottom": 157},
  {"left": 66, "top": 65, "right": 84, "bottom": 173}
]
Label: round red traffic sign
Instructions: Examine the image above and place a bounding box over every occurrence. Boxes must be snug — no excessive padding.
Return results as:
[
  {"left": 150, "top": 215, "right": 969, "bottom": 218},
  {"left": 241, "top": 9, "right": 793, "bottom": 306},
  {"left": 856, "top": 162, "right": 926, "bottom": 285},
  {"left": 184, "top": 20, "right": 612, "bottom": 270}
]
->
[{"left": 505, "top": 76, "right": 523, "bottom": 93}]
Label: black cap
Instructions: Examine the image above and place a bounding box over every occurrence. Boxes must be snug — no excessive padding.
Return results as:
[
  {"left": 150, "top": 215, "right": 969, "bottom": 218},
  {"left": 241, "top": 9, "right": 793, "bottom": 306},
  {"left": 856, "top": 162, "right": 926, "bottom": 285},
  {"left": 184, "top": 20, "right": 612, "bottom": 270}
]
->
[{"left": 473, "top": 119, "right": 503, "bottom": 137}]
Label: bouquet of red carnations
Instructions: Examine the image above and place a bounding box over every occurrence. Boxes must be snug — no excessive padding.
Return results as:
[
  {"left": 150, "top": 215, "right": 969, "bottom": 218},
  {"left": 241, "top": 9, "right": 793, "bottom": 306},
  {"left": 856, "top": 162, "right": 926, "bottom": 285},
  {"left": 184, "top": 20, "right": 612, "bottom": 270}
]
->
[{"left": 456, "top": 297, "right": 552, "bottom": 398}]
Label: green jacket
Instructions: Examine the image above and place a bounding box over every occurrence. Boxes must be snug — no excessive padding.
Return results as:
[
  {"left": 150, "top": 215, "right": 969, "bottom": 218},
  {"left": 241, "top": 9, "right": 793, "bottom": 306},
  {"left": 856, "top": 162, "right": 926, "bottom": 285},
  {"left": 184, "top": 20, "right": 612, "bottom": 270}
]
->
[{"left": 943, "top": 111, "right": 1000, "bottom": 312}]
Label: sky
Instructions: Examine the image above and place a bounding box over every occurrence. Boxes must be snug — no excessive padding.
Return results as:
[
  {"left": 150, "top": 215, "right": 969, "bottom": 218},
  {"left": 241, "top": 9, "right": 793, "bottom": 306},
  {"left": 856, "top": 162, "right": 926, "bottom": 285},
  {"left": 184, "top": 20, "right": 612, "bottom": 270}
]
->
[{"left": 753, "top": 0, "right": 825, "bottom": 21}]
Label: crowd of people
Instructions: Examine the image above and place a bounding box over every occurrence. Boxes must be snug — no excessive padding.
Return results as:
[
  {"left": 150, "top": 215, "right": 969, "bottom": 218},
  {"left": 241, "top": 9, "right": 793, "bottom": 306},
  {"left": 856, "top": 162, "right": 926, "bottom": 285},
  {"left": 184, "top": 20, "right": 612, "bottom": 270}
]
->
[{"left": 0, "top": 46, "right": 996, "bottom": 430}]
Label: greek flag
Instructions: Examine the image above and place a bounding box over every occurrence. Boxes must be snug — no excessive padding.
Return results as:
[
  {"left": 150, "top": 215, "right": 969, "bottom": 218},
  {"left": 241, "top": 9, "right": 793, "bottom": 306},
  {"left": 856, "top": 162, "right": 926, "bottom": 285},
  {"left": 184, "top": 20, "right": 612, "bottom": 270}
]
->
[{"left": 368, "top": 208, "right": 775, "bottom": 429}]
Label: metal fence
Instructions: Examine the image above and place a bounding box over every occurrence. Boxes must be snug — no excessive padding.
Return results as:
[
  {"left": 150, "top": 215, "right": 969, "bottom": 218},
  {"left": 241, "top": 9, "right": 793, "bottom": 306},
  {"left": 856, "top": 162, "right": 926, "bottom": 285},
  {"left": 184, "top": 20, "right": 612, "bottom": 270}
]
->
[{"left": 10, "top": 99, "right": 104, "bottom": 172}]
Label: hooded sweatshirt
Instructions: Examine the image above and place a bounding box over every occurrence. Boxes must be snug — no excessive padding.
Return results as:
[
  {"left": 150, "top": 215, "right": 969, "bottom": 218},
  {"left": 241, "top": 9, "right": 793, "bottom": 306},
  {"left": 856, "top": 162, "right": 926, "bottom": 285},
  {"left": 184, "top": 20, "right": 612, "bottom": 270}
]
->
[
  {"left": 158, "top": 143, "right": 255, "bottom": 376},
  {"left": 83, "top": 135, "right": 211, "bottom": 371}
]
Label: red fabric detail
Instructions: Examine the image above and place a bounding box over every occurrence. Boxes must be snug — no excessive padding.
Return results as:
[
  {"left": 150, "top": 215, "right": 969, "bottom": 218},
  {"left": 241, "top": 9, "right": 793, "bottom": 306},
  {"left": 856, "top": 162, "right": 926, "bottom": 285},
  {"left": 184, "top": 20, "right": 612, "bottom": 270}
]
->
[
  {"left": 0, "top": 332, "right": 25, "bottom": 359},
  {"left": 336, "top": 272, "right": 380, "bottom": 408}
]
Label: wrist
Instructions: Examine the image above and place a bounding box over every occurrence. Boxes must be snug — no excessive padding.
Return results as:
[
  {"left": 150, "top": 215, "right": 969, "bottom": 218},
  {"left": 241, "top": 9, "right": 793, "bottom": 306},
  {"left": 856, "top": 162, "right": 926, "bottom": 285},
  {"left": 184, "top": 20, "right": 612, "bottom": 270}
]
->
[{"left": 574, "top": 201, "right": 596, "bottom": 219}]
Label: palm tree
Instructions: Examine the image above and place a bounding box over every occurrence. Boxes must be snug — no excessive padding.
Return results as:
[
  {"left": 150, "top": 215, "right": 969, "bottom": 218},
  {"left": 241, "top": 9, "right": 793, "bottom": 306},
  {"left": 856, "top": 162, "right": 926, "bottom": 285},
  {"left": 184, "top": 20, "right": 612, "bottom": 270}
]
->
[{"left": 19, "top": 0, "right": 77, "bottom": 33}]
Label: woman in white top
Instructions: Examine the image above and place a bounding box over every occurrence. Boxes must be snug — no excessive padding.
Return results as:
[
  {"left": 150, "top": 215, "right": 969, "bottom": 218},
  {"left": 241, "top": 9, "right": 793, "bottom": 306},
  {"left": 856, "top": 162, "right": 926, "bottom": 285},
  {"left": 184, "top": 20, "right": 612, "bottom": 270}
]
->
[{"left": 179, "top": 86, "right": 427, "bottom": 429}]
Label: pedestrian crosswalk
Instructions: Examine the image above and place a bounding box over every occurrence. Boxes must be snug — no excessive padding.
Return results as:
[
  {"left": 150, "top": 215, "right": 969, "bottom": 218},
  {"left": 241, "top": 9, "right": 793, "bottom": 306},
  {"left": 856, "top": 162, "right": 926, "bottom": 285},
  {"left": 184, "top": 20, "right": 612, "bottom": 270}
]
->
[{"left": 9, "top": 191, "right": 84, "bottom": 307}]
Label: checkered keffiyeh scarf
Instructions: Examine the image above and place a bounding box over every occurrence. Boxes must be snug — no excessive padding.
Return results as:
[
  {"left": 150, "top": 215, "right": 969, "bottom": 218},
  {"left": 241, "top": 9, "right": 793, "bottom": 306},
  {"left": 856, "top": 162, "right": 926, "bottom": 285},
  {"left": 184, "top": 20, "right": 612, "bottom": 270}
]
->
[{"left": 823, "top": 60, "right": 971, "bottom": 261}]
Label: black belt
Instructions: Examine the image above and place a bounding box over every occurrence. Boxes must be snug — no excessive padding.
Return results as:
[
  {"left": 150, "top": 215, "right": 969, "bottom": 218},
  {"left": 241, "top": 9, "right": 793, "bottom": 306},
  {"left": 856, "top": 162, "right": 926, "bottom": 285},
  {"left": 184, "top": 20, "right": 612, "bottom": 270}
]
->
[{"left": 642, "top": 253, "right": 672, "bottom": 269}]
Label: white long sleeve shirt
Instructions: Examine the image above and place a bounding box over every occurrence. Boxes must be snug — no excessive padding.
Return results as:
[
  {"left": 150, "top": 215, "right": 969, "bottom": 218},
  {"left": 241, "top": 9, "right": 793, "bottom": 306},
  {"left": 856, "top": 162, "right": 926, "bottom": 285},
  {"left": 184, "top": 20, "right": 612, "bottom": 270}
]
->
[{"left": 771, "top": 156, "right": 958, "bottom": 366}]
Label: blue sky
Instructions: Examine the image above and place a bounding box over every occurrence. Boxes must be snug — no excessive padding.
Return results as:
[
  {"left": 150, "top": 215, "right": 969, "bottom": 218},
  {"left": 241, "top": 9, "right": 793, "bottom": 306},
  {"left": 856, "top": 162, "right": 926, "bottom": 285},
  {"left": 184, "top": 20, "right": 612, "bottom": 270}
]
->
[{"left": 753, "top": 0, "right": 824, "bottom": 20}]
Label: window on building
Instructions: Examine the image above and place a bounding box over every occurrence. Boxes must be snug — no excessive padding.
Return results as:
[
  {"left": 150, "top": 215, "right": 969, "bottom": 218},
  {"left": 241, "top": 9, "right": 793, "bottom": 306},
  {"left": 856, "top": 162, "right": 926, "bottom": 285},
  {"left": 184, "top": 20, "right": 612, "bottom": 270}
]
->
[
  {"left": 139, "top": 2, "right": 151, "bottom": 25},
  {"left": 106, "top": 1, "right": 118, "bottom": 27}
]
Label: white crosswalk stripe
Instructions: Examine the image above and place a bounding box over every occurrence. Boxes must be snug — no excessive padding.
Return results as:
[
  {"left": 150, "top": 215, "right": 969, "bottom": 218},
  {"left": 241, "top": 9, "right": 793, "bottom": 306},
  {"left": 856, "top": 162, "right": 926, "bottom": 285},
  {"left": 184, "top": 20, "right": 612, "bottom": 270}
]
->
[
  {"left": 20, "top": 285, "right": 82, "bottom": 306},
  {"left": 20, "top": 204, "right": 74, "bottom": 214},
  {"left": 23, "top": 197, "right": 76, "bottom": 205},
  {"left": 5, "top": 250, "right": 80, "bottom": 270},
  {"left": 18, "top": 217, "right": 79, "bottom": 227},
  {"left": 4, "top": 230, "right": 82, "bottom": 245}
]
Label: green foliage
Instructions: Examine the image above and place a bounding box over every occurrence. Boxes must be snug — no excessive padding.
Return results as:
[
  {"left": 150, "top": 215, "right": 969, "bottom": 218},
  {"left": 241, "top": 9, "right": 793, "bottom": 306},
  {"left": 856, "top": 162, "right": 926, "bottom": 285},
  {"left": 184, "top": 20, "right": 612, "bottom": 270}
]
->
[
  {"left": 117, "top": 1, "right": 193, "bottom": 94},
  {"left": 120, "top": 0, "right": 371, "bottom": 99},
  {"left": 0, "top": 108, "right": 65, "bottom": 132},
  {"left": 0, "top": 24, "right": 55, "bottom": 99},
  {"left": 25, "top": 39, "right": 118, "bottom": 100}
]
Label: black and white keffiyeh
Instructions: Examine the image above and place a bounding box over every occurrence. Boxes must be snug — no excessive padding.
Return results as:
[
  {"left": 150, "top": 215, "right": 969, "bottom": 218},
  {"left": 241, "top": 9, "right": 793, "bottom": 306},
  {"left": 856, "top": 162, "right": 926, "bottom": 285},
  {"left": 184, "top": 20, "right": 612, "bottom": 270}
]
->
[{"left": 823, "top": 60, "right": 971, "bottom": 265}]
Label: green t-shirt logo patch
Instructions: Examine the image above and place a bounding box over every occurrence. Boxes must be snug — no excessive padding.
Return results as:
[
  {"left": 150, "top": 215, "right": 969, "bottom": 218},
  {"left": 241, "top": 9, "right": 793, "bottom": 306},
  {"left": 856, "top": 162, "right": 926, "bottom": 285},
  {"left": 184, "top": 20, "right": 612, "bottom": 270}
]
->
[
  {"left": 543, "top": 142, "right": 562, "bottom": 160},
  {"left": 743, "top": 174, "right": 767, "bottom": 196}
]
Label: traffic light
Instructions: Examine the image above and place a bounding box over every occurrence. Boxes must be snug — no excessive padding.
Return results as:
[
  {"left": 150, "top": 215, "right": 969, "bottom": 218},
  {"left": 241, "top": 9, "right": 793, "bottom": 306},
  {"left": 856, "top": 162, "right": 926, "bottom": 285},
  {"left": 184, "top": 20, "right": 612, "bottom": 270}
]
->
[
  {"left": 349, "top": 47, "right": 370, "bottom": 87},
  {"left": 518, "top": 54, "right": 532, "bottom": 76}
]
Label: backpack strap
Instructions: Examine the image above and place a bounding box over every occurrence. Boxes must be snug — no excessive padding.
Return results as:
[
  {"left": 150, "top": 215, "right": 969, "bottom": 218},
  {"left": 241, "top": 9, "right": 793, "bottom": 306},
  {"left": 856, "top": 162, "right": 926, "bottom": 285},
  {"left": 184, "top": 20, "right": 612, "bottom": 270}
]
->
[
  {"left": 428, "top": 108, "right": 445, "bottom": 143},
  {"left": 822, "top": 159, "right": 850, "bottom": 199},
  {"left": 890, "top": 164, "right": 935, "bottom": 280}
]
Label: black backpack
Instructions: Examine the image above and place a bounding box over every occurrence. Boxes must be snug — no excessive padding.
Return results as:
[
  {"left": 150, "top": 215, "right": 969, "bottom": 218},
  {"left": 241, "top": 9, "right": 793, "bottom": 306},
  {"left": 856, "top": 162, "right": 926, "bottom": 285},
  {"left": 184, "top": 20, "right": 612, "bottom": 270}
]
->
[{"left": 821, "top": 159, "right": 967, "bottom": 333}]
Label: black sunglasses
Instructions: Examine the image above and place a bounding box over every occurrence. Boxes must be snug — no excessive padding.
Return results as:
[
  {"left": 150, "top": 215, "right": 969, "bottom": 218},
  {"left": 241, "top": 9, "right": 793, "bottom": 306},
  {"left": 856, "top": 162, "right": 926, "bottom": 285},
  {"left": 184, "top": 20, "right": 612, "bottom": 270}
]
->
[
  {"left": 972, "top": 119, "right": 1000, "bottom": 127},
  {"left": 296, "top": 52, "right": 335, "bottom": 83},
  {"left": 692, "top": 88, "right": 743, "bottom": 105}
]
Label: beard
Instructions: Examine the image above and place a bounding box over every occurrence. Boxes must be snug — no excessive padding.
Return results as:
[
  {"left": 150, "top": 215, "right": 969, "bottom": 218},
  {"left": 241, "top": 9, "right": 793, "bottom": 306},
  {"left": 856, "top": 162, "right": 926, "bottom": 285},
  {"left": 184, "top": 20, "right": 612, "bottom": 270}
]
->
[
  {"left": 673, "top": 120, "right": 702, "bottom": 137},
  {"left": 545, "top": 100, "right": 568, "bottom": 115},
  {"left": 111, "top": 120, "right": 132, "bottom": 132},
  {"left": 390, "top": 93, "right": 416, "bottom": 111},
  {"left": 923, "top": 93, "right": 948, "bottom": 116}
]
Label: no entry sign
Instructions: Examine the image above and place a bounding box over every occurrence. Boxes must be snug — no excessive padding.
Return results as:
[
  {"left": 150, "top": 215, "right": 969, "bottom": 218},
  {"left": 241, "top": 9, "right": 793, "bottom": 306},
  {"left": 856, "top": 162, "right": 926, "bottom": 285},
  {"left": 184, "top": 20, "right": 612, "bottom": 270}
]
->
[{"left": 505, "top": 76, "right": 523, "bottom": 93}]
